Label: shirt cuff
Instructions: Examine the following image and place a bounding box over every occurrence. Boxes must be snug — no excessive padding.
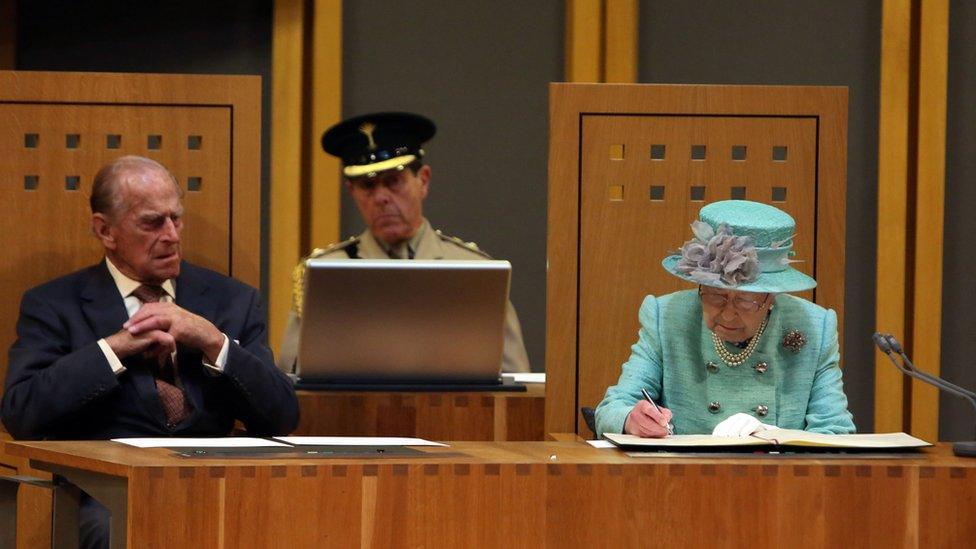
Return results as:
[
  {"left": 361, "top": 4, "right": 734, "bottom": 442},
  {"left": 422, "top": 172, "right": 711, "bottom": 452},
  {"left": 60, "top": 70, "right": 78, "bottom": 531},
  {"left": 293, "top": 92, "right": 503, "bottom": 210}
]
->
[
  {"left": 202, "top": 334, "right": 230, "bottom": 373},
  {"left": 97, "top": 338, "right": 127, "bottom": 375}
]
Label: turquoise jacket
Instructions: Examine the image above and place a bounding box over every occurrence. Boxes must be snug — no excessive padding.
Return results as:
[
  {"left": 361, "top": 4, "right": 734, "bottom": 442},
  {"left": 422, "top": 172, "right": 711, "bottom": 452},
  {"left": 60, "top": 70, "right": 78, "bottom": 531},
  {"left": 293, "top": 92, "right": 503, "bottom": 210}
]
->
[{"left": 595, "top": 290, "right": 855, "bottom": 436}]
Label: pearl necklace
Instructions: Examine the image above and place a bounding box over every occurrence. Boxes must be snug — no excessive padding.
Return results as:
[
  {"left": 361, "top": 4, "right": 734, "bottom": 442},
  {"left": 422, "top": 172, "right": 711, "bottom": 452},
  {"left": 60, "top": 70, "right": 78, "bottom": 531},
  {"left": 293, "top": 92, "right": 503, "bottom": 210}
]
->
[{"left": 712, "top": 314, "right": 769, "bottom": 367}]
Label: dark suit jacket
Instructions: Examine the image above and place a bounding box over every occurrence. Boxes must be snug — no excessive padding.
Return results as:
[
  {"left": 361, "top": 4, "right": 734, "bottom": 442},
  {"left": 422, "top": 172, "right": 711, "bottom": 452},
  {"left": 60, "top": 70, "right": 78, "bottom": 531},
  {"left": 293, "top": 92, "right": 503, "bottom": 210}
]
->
[{"left": 2, "top": 261, "right": 299, "bottom": 440}]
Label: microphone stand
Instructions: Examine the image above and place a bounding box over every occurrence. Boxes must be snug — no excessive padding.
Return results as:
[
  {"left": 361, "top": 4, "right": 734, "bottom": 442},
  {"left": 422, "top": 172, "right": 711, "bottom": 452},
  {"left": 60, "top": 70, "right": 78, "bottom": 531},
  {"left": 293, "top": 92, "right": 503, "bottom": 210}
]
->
[{"left": 873, "top": 333, "right": 976, "bottom": 457}]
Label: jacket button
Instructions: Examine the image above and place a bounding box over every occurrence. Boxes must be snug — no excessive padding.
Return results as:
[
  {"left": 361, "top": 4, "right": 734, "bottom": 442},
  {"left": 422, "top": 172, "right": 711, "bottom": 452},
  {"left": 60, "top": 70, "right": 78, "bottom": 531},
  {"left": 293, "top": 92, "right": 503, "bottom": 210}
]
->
[
  {"left": 754, "top": 362, "right": 768, "bottom": 374},
  {"left": 756, "top": 405, "right": 769, "bottom": 417},
  {"left": 708, "top": 401, "right": 721, "bottom": 413},
  {"left": 706, "top": 361, "right": 719, "bottom": 373}
]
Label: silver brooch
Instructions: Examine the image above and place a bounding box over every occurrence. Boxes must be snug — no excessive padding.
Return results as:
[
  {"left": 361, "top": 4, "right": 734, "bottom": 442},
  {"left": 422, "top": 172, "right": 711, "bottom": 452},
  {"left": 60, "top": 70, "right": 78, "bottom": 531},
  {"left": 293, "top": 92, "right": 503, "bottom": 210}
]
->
[{"left": 782, "top": 329, "right": 807, "bottom": 353}]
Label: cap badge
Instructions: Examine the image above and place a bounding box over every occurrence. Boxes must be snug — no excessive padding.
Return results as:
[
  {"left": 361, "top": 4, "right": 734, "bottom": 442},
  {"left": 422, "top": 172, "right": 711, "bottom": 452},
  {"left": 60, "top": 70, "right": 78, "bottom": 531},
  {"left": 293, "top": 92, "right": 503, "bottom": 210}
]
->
[{"left": 358, "top": 122, "right": 378, "bottom": 151}]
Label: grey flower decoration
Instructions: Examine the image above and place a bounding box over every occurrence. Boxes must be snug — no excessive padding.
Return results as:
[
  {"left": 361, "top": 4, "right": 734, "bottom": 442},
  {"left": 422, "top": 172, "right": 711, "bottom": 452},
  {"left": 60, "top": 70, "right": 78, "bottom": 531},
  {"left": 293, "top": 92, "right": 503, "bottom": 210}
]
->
[
  {"left": 782, "top": 329, "right": 807, "bottom": 353},
  {"left": 676, "top": 221, "right": 759, "bottom": 286}
]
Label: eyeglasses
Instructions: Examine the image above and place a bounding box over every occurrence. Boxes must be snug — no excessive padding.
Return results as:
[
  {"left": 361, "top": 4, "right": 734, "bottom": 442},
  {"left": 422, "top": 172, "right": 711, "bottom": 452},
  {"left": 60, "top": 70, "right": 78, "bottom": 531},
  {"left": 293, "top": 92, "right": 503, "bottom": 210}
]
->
[{"left": 698, "top": 287, "right": 769, "bottom": 313}]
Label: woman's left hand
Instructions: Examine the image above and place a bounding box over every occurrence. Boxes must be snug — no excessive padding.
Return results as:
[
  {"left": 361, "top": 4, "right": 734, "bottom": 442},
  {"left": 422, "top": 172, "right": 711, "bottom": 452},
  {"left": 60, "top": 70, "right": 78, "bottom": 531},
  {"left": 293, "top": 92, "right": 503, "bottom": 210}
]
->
[{"left": 712, "top": 413, "right": 771, "bottom": 437}]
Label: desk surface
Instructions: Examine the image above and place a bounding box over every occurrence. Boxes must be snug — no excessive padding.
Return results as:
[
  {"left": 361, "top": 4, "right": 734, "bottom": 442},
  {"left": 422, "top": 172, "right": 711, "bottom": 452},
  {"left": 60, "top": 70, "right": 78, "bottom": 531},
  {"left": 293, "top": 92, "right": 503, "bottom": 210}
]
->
[
  {"left": 6, "top": 440, "right": 976, "bottom": 548},
  {"left": 6, "top": 438, "right": 973, "bottom": 472}
]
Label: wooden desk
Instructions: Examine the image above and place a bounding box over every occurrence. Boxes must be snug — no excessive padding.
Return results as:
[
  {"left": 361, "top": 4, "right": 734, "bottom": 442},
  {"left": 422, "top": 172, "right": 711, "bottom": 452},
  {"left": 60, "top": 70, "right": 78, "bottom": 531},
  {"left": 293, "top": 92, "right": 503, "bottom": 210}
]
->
[
  {"left": 7, "top": 440, "right": 975, "bottom": 548},
  {"left": 293, "top": 384, "right": 545, "bottom": 440}
]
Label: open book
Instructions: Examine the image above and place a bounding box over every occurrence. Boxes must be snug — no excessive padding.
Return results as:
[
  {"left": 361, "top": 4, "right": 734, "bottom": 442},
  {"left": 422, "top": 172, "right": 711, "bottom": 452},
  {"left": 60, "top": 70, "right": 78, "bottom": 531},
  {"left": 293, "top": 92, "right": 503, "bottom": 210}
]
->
[{"left": 604, "top": 429, "right": 931, "bottom": 451}]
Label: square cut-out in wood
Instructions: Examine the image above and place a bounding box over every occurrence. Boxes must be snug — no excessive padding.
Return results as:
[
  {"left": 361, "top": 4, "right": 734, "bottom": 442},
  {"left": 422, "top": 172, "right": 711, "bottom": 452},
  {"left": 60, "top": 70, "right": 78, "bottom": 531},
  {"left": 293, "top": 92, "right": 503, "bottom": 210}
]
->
[
  {"left": 609, "top": 144, "right": 624, "bottom": 160},
  {"left": 690, "top": 186, "right": 706, "bottom": 201},
  {"left": 187, "top": 177, "right": 203, "bottom": 192},
  {"left": 107, "top": 134, "right": 122, "bottom": 149},
  {"left": 147, "top": 135, "right": 163, "bottom": 150},
  {"left": 732, "top": 145, "right": 747, "bottom": 161},
  {"left": 65, "top": 176, "right": 81, "bottom": 191},
  {"left": 772, "top": 186, "right": 788, "bottom": 202},
  {"left": 24, "top": 133, "right": 39, "bottom": 148},
  {"left": 691, "top": 145, "right": 706, "bottom": 160},
  {"left": 772, "top": 146, "right": 788, "bottom": 161},
  {"left": 24, "top": 175, "right": 39, "bottom": 190},
  {"left": 650, "top": 144, "right": 666, "bottom": 160},
  {"left": 188, "top": 135, "right": 203, "bottom": 150},
  {"left": 731, "top": 186, "right": 747, "bottom": 199},
  {"left": 608, "top": 184, "right": 624, "bottom": 201},
  {"left": 649, "top": 185, "right": 665, "bottom": 201},
  {"left": 66, "top": 134, "right": 81, "bottom": 149}
]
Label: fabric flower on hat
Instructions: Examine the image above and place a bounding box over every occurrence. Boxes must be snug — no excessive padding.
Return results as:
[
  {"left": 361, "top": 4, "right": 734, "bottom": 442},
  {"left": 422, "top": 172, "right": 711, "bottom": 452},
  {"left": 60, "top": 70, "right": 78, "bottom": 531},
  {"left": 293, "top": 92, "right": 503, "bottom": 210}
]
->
[{"left": 676, "top": 221, "right": 759, "bottom": 286}]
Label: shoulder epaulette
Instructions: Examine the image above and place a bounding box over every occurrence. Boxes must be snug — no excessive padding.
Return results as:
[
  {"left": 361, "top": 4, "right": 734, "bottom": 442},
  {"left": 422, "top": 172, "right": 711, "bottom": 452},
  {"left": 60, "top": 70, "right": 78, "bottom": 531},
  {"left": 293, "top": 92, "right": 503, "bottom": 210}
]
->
[
  {"left": 435, "top": 229, "right": 493, "bottom": 259},
  {"left": 292, "top": 236, "right": 361, "bottom": 315}
]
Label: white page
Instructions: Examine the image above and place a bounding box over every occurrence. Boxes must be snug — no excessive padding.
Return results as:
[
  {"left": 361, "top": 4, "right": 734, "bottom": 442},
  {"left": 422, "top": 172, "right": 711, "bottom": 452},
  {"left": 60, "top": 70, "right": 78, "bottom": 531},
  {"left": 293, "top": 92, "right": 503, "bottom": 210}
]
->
[
  {"left": 111, "top": 437, "right": 288, "bottom": 448},
  {"left": 502, "top": 372, "right": 546, "bottom": 384},
  {"left": 275, "top": 436, "right": 448, "bottom": 447},
  {"left": 754, "top": 429, "right": 931, "bottom": 448},
  {"left": 587, "top": 440, "right": 615, "bottom": 448},
  {"left": 604, "top": 433, "right": 768, "bottom": 447}
]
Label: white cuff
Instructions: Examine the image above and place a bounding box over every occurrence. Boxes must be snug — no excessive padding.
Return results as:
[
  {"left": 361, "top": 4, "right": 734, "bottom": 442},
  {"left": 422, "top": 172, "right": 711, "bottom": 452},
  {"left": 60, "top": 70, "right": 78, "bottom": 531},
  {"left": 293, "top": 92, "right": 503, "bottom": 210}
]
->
[
  {"left": 97, "top": 338, "right": 127, "bottom": 375},
  {"left": 202, "top": 334, "right": 230, "bottom": 373}
]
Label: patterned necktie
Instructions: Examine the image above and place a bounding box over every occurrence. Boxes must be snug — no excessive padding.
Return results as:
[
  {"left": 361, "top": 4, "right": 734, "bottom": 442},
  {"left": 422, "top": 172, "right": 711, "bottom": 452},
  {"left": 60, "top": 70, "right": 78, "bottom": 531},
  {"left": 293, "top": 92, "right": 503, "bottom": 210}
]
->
[{"left": 130, "top": 284, "right": 193, "bottom": 426}]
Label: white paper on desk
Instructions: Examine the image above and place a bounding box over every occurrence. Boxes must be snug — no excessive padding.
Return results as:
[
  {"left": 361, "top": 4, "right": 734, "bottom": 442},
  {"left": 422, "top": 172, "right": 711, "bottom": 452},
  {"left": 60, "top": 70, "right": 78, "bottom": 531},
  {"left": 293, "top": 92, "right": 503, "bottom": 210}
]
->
[
  {"left": 502, "top": 372, "right": 545, "bottom": 384},
  {"left": 111, "top": 437, "right": 289, "bottom": 448},
  {"left": 587, "top": 440, "right": 615, "bottom": 448},
  {"left": 275, "top": 436, "right": 448, "bottom": 447}
]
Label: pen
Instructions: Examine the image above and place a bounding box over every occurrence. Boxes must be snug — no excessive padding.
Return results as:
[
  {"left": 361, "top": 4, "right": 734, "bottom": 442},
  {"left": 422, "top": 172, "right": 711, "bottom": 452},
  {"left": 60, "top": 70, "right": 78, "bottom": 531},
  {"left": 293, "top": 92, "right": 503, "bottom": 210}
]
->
[{"left": 640, "top": 388, "right": 675, "bottom": 435}]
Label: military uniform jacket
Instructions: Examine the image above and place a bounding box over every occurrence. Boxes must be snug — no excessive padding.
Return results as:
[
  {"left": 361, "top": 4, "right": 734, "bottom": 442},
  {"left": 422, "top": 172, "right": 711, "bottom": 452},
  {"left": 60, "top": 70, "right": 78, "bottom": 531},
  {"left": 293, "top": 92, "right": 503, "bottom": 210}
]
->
[
  {"left": 279, "top": 219, "right": 531, "bottom": 373},
  {"left": 594, "top": 290, "right": 855, "bottom": 436}
]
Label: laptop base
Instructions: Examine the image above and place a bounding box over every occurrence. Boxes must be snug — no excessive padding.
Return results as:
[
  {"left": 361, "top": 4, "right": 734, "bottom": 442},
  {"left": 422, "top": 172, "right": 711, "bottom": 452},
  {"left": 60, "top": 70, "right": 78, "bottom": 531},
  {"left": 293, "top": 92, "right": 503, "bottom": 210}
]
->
[{"left": 294, "top": 380, "right": 527, "bottom": 392}]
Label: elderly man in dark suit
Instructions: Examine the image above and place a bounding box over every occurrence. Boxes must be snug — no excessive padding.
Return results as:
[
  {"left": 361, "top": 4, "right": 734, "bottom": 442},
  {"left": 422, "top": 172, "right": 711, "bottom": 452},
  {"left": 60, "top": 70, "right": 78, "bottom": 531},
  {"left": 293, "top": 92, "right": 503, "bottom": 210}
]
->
[{"left": 2, "top": 155, "right": 298, "bottom": 548}]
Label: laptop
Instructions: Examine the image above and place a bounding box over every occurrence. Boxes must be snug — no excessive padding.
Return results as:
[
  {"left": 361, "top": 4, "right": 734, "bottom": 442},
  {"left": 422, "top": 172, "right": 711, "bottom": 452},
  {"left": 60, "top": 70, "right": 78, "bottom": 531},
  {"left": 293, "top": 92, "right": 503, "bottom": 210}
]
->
[{"left": 296, "top": 259, "right": 511, "bottom": 385}]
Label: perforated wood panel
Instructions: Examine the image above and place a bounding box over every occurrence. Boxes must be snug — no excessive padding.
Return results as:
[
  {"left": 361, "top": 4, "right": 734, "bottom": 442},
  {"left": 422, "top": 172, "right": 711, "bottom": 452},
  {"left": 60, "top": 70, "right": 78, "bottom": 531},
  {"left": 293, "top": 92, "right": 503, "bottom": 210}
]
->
[
  {"left": 546, "top": 83, "right": 847, "bottom": 435},
  {"left": 578, "top": 115, "right": 818, "bottom": 422},
  {"left": 0, "top": 71, "right": 261, "bottom": 407}
]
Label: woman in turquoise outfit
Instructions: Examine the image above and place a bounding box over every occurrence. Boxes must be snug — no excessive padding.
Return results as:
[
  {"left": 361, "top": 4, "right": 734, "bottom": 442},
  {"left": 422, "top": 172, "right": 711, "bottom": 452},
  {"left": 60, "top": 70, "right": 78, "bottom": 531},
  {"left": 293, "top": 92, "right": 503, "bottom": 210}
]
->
[{"left": 594, "top": 200, "right": 855, "bottom": 438}]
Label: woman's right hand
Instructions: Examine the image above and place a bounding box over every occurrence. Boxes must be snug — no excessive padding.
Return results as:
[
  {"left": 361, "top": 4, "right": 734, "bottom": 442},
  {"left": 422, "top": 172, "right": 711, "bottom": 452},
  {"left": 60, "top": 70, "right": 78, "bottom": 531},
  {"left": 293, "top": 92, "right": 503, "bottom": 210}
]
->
[{"left": 624, "top": 400, "right": 673, "bottom": 438}]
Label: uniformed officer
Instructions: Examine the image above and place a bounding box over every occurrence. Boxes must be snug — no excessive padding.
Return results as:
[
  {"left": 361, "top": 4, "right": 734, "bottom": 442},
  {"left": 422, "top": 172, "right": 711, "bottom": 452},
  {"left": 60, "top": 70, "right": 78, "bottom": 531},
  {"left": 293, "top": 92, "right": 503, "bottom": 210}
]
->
[{"left": 279, "top": 111, "right": 531, "bottom": 373}]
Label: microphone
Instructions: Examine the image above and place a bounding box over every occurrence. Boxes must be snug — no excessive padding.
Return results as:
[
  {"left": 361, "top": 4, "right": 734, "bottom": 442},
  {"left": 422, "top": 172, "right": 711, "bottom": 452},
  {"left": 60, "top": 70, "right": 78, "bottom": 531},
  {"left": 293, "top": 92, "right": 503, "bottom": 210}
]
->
[{"left": 874, "top": 332, "right": 976, "bottom": 457}]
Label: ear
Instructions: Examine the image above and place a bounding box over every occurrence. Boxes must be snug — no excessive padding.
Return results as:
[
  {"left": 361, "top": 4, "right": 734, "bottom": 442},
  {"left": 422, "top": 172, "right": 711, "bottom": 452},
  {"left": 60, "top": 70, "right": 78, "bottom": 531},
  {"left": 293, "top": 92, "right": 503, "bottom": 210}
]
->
[
  {"left": 92, "top": 213, "right": 117, "bottom": 250},
  {"left": 417, "top": 165, "right": 431, "bottom": 199}
]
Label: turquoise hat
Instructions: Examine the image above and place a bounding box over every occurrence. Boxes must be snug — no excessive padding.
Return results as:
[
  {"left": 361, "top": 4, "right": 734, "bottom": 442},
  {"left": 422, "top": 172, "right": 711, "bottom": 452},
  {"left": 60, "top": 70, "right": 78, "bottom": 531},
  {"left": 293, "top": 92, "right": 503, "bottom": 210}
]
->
[{"left": 661, "top": 200, "right": 816, "bottom": 293}]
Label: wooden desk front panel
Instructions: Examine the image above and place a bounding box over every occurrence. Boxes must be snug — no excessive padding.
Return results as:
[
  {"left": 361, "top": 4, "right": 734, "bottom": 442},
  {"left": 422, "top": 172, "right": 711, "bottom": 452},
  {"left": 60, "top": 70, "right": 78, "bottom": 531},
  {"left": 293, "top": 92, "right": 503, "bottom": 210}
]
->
[
  {"left": 294, "top": 389, "right": 546, "bottom": 441},
  {"left": 118, "top": 455, "right": 975, "bottom": 548}
]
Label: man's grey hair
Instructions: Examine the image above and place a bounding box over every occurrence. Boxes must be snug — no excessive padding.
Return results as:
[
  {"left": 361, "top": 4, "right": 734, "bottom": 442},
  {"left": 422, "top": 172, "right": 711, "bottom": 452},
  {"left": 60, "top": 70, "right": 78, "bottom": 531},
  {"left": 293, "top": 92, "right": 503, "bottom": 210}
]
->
[{"left": 89, "top": 155, "right": 182, "bottom": 218}]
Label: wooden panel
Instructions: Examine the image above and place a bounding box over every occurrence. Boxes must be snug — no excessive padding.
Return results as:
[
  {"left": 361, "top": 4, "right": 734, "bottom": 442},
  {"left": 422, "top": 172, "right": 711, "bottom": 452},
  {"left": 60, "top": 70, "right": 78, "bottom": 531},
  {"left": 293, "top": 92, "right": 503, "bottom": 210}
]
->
[
  {"left": 308, "top": 0, "right": 342, "bottom": 249},
  {"left": 546, "top": 83, "right": 848, "bottom": 435},
  {"left": 604, "top": 0, "right": 638, "bottom": 83},
  {"left": 875, "top": 0, "right": 912, "bottom": 433},
  {"left": 0, "top": 70, "right": 261, "bottom": 408},
  {"left": 270, "top": 0, "right": 306, "bottom": 355},
  {"left": 910, "top": 0, "right": 949, "bottom": 441},
  {"left": 578, "top": 115, "right": 818, "bottom": 415},
  {"left": 293, "top": 387, "right": 545, "bottom": 441},
  {"left": 1, "top": 433, "right": 53, "bottom": 549},
  {"left": 565, "top": 0, "right": 603, "bottom": 82},
  {"left": 8, "top": 441, "right": 975, "bottom": 548}
]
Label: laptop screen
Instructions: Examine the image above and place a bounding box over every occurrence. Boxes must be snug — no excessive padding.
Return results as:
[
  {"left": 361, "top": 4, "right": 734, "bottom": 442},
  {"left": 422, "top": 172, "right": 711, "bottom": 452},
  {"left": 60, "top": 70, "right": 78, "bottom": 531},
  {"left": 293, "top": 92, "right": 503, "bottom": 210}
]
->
[{"left": 297, "top": 259, "right": 511, "bottom": 383}]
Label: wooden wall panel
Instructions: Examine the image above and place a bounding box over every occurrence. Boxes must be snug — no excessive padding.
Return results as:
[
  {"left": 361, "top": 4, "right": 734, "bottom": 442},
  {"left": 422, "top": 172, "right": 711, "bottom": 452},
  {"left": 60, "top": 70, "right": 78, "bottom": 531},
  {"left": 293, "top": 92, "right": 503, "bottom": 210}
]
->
[
  {"left": 547, "top": 83, "right": 847, "bottom": 435},
  {"left": 0, "top": 70, "right": 261, "bottom": 410},
  {"left": 874, "top": 0, "right": 912, "bottom": 434},
  {"left": 577, "top": 115, "right": 818, "bottom": 415},
  {"left": 910, "top": 0, "right": 949, "bottom": 441}
]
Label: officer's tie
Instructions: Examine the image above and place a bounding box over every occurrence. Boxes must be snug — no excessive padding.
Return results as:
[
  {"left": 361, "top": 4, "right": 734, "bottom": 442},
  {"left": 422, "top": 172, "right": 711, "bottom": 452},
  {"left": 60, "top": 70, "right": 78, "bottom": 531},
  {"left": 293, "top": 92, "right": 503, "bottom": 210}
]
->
[
  {"left": 387, "top": 243, "right": 415, "bottom": 259},
  {"left": 131, "top": 284, "right": 193, "bottom": 426}
]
